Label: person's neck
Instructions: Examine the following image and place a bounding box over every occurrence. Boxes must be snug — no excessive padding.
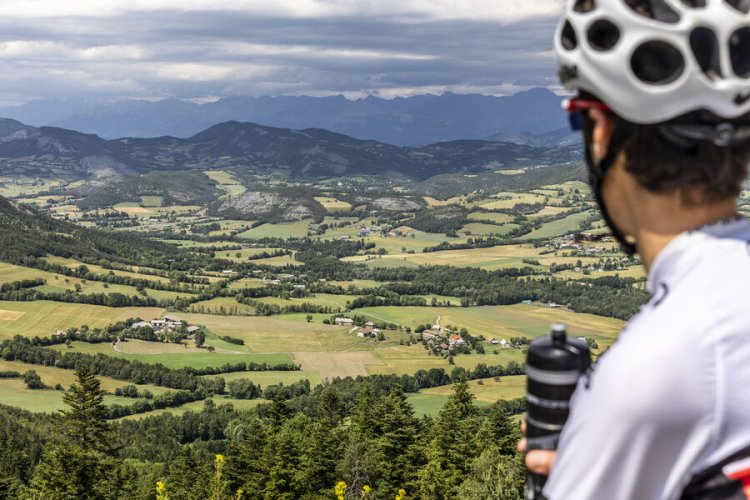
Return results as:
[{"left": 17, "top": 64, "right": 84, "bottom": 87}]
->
[{"left": 634, "top": 196, "right": 740, "bottom": 271}]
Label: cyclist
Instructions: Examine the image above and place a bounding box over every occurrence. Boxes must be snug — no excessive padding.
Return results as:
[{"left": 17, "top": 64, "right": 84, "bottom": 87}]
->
[{"left": 521, "top": 0, "right": 750, "bottom": 498}]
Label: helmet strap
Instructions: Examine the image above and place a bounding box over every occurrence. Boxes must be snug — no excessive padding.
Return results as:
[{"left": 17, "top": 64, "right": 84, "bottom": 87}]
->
[{"left": 583, "top": 117, "right": 638, "bottom": 257}]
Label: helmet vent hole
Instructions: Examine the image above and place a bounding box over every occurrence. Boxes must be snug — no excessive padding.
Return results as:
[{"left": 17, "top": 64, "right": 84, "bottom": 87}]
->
[
  {"left": 588, "top": 20, "right": 621, "bottom": 51},
  {"left": 681, "top": 0, "right": 706, "bottom": 7},
  {"left": 574, "top": 0, "right": 597, "bottom": 13},
  {"left": 561, "top": 20, "right": 578, "bottom": 51},
  {"left": 691, "top": 28, "right": 723, "bottom": 81},
  {"left": 726, "top": 0, "right": 750, "bottom": 14},
  {"left": 730, "top": 27, "right": 750, "bottom": 77},
  {"left": 631, "top": 41, "right": 685, "bottom": 84},
  {"left": 624, "top": 0, "right": 681, "bottom": 23}
]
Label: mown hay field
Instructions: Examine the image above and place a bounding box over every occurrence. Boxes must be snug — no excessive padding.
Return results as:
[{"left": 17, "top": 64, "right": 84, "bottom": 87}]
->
[
  {"left": 314, "top": 197, "right": 352, "bottom": 212},
  {"left": 0, "top": 301, "right": 165, "bottom": 339},
  {"left": 178, "top": 312, "right": 410, "bottom": 353},
  {"left": 522, "top": 210, "right": 597, "bottom": 240},
  {"left": 0, "top": 359, "right": 171, "bottom": 394},
  {"left": 356, "top": 304, "right": 623, "bottom": 342}
]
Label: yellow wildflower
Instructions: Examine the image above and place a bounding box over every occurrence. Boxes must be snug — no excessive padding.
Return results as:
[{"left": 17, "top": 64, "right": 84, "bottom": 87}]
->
[
  {"left": 363, "top": 485, "right": 371, "bottom": 493},
  {"left": 215, "top": 454, "right": 225, "bottom": 463},
  {"left": 335, "top": 481, "right": 347, "bottom": 500},
  {"left": 156, "top": 480, "right": 169, "bottom": 500},
  {"left": 395, "top": 489, "right": 407, "bottom": 500}
]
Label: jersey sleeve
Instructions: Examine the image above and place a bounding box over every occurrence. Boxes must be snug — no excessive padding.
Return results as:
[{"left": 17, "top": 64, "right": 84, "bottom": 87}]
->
[{"left": 543, "top": 330, "right": 715, "bottom": 500}]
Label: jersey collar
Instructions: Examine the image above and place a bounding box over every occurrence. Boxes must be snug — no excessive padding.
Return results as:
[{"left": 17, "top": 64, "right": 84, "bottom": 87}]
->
[{"left": 647, "top": 217, "right": 750, "bottom": 295}]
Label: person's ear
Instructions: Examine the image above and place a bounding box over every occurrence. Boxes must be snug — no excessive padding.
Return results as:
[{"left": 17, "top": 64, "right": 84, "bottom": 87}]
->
[{"left": 589, "top": 108, "right": 615, "bottom": 164}]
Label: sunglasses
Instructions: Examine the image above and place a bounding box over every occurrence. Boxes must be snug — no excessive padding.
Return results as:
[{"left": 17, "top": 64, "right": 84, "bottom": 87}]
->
[{"left": 562, "top": 98, "right": 612, "bottom": 131}]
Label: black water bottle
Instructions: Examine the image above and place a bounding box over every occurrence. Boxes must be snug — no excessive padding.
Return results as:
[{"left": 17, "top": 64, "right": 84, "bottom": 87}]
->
[{"left": 524, "top": 323, "right": 591, "bottom": 500}]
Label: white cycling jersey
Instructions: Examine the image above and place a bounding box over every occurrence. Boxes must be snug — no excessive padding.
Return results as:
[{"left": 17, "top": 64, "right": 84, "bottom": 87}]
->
[{"left": 544, "top": 217, "right": 750, "bottom": 500}]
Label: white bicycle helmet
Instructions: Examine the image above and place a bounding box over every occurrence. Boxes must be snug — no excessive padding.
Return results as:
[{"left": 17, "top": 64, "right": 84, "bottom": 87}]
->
[{"left": 556, "top": 0, "right": 750, "bottom": 125}]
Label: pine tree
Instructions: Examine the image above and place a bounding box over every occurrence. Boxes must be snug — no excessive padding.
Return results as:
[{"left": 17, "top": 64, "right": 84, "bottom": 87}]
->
[
  {"left": 262, "top": 415, "right": 306, "bottom": 500},
  {"left": 418, "top": 378, "right": 481, "bottom": 499},
  {"left": 61, "top": 365, "right": 112, "bottom": 453},
  {"left": 301, "top": 385, "right": 343, "bottom": 495},
  {"left": 476, "top": 402, "right": 521, "bottom": 456},
  {"left": 164, "top": 447, "right": 209, "bottom": 500},
  {"left": 31, "top": 367, "right": 122, "bottom": 499},
  {"left": 375, "top": 386, "right": 424, "bottom": 497},
  {"left": 351, "top": 383, "right": 376, "bottom": 437},
  {"left": 457, "top": 451, "right": 524, "bottom": 500},
  {"left": 224, "top": 418, "right": 268, "bottom": 498}
]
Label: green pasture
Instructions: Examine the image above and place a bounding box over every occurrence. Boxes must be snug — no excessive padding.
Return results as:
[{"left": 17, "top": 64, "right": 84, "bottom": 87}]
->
[
  {"left": 407, "top": 376, "right": 526, "bottom": 416},
  {"left": 467, "top": 212, "right": 513, "bottom": 224},
  {"left": 51, "top": 341, "right": 293, "bottom": 370},
  {"left": 254, "top": 293, "right": 355, "bottom": 311},
  {"left": 140, "top": 196, "right": 164, "bottom": 207},
  {"left": 522, "top": 210, "right": 597, "bottom": 240},
  {"left": 238, "top": 220, "right": 313, "bottom": 240},
  {"left": 0, "top": 378, "right": 149, "bottom": 414}
]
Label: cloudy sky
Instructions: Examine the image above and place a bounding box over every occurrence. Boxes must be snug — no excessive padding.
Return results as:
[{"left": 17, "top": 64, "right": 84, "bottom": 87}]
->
[{"left": 0, "top": 0, "right": 565, "bottom": 105}]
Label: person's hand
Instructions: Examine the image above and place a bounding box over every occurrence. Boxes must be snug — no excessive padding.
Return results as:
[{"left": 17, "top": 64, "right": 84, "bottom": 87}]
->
[{"left": 518, "top": 421, "right": 557, "bottom": 476}]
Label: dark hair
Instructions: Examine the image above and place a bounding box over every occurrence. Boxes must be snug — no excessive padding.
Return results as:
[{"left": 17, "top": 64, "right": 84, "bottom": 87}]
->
[
  {"left": 581, "top": 93, "right": 750, "bottom": 202},
  {"left": 622, "top": 120, "right": 750, "bottom": 201}
]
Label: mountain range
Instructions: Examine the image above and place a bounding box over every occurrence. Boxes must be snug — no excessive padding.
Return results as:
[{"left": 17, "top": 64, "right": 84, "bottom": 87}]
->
[
  {"left": 0, "top": 118, "right": 581, "bottom": 181},
  {"left": 0, "top": 88, "right": 571, "bottom": 147}
]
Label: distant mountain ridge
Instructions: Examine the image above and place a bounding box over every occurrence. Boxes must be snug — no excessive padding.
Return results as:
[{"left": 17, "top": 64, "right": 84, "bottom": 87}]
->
[
  {"left": 0, "top": 118, "right": 581, "bottom": 181},
  {"left": 0, "top": 88, "right": 568, "bottom": 146}
]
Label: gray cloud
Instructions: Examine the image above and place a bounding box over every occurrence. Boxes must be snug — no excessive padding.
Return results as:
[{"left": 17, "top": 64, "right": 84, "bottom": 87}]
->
[{"left": 0, "top": 1, "right": 564, "bottom": 104}]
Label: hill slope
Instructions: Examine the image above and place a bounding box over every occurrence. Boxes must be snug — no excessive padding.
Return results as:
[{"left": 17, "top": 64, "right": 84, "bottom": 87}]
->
[
  {"left": 0, "top": 197, "right": 200, "bottom": 270},
  {"left": 0, "top": 119, "right": 581, "bottom": 181}
]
